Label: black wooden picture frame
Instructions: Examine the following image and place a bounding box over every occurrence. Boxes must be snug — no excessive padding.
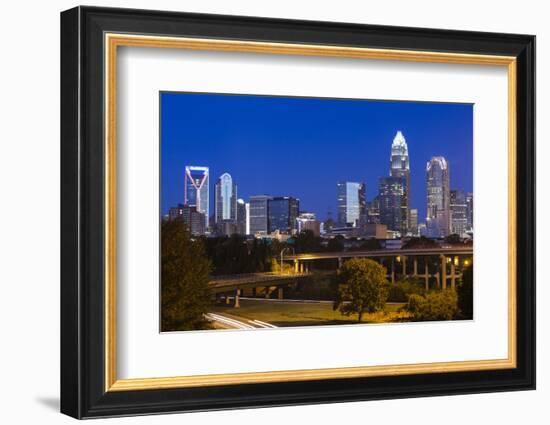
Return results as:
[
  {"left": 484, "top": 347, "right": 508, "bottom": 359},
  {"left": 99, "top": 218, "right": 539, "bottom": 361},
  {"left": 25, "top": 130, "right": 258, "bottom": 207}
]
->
[{"left": 61, "top": 6, "right": 535, "bottom": 419}]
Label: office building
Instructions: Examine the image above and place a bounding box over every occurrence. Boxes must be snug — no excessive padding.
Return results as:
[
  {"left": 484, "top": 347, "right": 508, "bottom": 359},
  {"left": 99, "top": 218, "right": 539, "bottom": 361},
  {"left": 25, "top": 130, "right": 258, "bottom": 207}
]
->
[
  {"left": 236, "top": 198, "right": 248, "bottom": 235},
  {"left": 215, "top": 172, "right": 237, "bottom": 223},
  {"left": 466, "top": 192, "right": 474, "bottom": 233},
  {"left": 184, "top": 166, "right": 209, "bottom": 229},
  {"left": 249, "top": 195, "right": 271, "bottom": 235},
  {"left": 167, "top": 204, "right": 206, "bottom": 236},
  {"left": 296, "top": 212, "right": 321, "bottom": 236},
  {"left": 426, "top": 156, "right": 451, "bottom": 238},
  {"left": 389, "top": 131, "right": 410, "bottom": 232},
  {"left": 367, "top": 195, "right": 380, "bottom": 224},
  {"left": 378, "top": 176, "right": 406, "bottom": 235},
  {"left": 450, "top": 189, "right": 468, "bottom": 237},
  {"left": 268, "top": 196, "right": 300, "bottom": 234},
  {"left": 337, "top": 181, "right": 366, "bottom": 227},
  {"left": 409, "top": 208, "right": 419, "bottom": 236}
]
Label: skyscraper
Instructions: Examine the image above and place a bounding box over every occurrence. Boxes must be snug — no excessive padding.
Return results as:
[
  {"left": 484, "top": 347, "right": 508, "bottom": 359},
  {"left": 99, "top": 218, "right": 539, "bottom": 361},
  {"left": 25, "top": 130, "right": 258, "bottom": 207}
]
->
[
  {"left": 249, "top": 195, "right": 272, "bottom": 235},
  {"left": 167, "top": 204, "right": 205, "bottom": 236},
  {"left": 409, "top": 208, "right": 419, "bottom": 236},
  {"left": 450, "top": 189, "right": 468, "bottom": 237},
  {"left": 466, "top": 192, "right": 474, "bottom": 233},
  {"left": 215, "top": 172, "right": 237, "bottom": 223},
  {"left": 426, "top": 156, "right": 451, "bottom": 238},
  {"left": 268, "top": 196, "right": 300, "bottom": 234},
  {"left": 389, "top": 131, "right": 410, "bottom": 233},
  {"left": 378, "top": 176, "right": 406, "bottom": 235},
  {"left": 367, "top": 195, "right": 380, "bottom": 224},
  {"left": 236, "top": 198, "right": 247, "bottom": 235},
  {"left": 184, "top": 166, "right": 209, "bottom": 229},
  {"left": 337, "top": 182, "right": 366, "bottom": 227}
]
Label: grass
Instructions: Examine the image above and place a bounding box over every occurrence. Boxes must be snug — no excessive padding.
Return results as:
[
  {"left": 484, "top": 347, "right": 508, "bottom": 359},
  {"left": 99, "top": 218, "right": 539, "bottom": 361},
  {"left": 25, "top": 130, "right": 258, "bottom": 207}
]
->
[{"left": 211, "top": 299, "right": 411, "bottom": 327}]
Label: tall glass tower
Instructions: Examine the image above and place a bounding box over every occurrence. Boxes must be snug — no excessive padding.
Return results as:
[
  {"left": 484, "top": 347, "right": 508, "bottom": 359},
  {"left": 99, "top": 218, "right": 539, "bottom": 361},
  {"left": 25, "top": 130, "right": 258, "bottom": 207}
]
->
[
  {"left": 337, "top": 182, "right": 366, "bottom": 227},
  {"left": 450, "top": 189, "right": 468, "bottom": 237},
  {"left": 389, "top": 130, "right": 410, "bottom": 233},
  {"left": 378, "top": 176, "right": 406, "bottom": 234},
  {"left": 215, "top": 172, "right": 237, "bottom": 223},
  {"left": 249, "top": 195, "right": 272, "bottom": 235},
  {"left": 426, "top": 157, "right": 451, "bottom": 238},
  {"left": 268, "top": 196, "right": 300, "bottom": 234},
  {"left": 184, "top": 166, "right": 209, "bottom": 229}
]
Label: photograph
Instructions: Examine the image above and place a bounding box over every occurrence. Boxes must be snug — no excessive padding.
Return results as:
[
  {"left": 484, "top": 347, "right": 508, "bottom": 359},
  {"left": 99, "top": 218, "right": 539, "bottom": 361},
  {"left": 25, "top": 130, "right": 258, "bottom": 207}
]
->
[{"left": 160, "top": 92, "right": 474, "bottom": 332}]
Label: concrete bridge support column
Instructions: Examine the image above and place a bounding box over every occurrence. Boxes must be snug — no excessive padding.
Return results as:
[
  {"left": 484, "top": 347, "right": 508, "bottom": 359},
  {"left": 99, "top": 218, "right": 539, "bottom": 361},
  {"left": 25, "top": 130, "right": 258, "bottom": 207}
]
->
[
  {"left": 451, "top": 262, "right": 456, "bottom": 289},
  {"left": 424, "top": 262, "right": 429, "bottom": 291},
  {"left": 391, "top": 258, "right": 395, "bottom": 284},
  {"left": 278, "top": 287, "right": 284, "bottom": 300},
  {"left": 440, "top": 255, "right": 447, "bottom": 289},
  {"left": 234, "top": 289, "right": 241, "bottom": 308},
  {"left": 402, "top": 256, "right": 407, "bottom": 278},
  {"left": 265, "top": 286, "right": 271, "bottom": 299},
  {"left": 413, "top": 257, "right": 418, "bottom": 277},
  {"left": 294, "top": 260, "right": 299, "bottom": 274},
  {"left": 337, "top": 257, "right": 343, "bottom": 269}
]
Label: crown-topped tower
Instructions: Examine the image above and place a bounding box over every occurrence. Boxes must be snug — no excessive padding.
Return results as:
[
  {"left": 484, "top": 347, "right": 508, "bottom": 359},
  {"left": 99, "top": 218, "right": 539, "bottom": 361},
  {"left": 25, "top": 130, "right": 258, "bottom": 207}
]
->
[{"left": 389, "top": 131, "right": 410, "bottom": 234}]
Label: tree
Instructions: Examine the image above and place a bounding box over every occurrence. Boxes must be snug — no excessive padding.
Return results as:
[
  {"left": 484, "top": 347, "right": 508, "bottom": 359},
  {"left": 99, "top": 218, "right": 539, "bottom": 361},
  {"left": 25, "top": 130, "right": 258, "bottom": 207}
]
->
[
  {"left": 293, "top": 230, "right": 323, "bottom": 253},
  {"left": 444, "top": 233, "right": 462, "bottom": 244},
  {"left": 326, "top": 235, "right": 345, "bottom": 252},
  {"left": 334, "top": 258, "right": 388, "bottom": 322},
  {"left": 161, "top": 219, "right": 212, "bottom": 331},
  {"left": 387, "top": 277, "right": 425, "bottom": 302},
  {"left": 457, "top": 264, "right": 474, "bottom": 319},
  {"left": 402, "top": 236, "right": 437, "bottom": 249},
  {"left": 407, "top": 290, "right": 458, "bottom": 321}
]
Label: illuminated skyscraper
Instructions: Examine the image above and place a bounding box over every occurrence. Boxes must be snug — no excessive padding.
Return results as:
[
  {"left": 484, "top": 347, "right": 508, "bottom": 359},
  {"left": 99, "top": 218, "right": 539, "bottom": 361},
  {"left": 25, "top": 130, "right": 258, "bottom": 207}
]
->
[
  {"left": 215, "top": 172, "right": 237, "bottom": 223},
  {"left": 367, "top": 195, "right": 380, "bottom": 224},
  {"left": 337, "top": 182, "right": 366, "bottom": 227},
  {"left": 249, "top": 195, "right": 272, "bottom": 235},
  {"left": 268, "top": 196, "right": 300, "bottom": 234},
  {"left": 450, "top": 189, "right": 468, "bottom": 237},
  {"left": 378, "top": 176, "right": 406, "bottom": 235},
  {"left": 389, "top": 130, "right": 410, "bottom": 233},
  {"left": 410, "top": 208, "right": 419, "bottom": 236},
  {"left": 236, "top": 198, "right": 248, "bottom": 235},
  {"left": 466, "top": 192, "right": 474, "bottom": 233},
  {"left": 426, "top": 157, "right": 451, "bottom": 238},
  {"left": 184, "top": 166, "right": 209, "bottom": 230}
]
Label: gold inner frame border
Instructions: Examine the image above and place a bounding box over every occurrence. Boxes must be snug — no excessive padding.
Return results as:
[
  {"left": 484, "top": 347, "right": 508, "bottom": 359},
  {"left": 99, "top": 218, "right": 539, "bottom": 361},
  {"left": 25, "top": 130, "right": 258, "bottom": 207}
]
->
[{"left": 104, "top": 33, "right": 517, "bottom": 392}]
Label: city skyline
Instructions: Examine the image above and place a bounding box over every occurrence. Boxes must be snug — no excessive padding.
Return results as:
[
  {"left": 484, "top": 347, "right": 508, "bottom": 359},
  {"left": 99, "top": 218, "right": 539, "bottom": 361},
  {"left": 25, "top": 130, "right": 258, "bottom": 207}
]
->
[{"left": 161, "top": 92, "right": 473, "bottom": 222}]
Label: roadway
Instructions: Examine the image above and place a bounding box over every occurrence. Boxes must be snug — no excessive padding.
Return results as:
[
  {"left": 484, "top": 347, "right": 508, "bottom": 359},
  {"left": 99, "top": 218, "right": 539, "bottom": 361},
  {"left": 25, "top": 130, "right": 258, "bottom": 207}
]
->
[
  {"left": 205, "top": 312, "right": 277, "bottom": 330},
  {"left": 284, "top": 246, "right": 473, "bottom": 261}
]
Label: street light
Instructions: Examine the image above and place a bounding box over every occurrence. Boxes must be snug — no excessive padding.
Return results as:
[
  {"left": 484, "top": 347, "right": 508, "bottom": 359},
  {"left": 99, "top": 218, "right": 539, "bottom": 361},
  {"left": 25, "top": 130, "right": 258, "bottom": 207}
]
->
[{"left": 280, "top": 247, "right": 295, "bottom": 275}]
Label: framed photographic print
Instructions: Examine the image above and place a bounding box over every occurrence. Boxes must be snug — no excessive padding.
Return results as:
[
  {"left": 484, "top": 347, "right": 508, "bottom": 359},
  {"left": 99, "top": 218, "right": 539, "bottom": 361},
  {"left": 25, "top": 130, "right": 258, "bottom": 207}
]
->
[{"left": 60, "top": 6, "right": 536, "bottom": 419}]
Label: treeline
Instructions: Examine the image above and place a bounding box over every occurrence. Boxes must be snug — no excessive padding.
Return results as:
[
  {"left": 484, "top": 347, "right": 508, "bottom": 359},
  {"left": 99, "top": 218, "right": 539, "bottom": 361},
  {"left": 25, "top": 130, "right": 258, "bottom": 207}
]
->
[
  {"left": 201, "top": 230, "right": 383, "bottom": 275},
  {"left": 202, "top": 234, "right": 273, "bottom": 275}
]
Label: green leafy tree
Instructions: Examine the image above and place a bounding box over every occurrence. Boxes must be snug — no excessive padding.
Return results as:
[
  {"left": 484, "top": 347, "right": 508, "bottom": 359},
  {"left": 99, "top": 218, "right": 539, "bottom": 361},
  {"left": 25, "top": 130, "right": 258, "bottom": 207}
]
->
[
  {"left": 334, "top": 258, "right": 388, "bottom": 322},
  {"left": 457, "top": 264, "right": 474, "bottom": 319},
  {"left": 161, "top": 219, "right": 212, "bottom": 331},
  {"left": 407, "top": 290, "right": 459, "bottom": 321},
  {"left": 387, "top": 277, "right": 425, "bottom": 302}
]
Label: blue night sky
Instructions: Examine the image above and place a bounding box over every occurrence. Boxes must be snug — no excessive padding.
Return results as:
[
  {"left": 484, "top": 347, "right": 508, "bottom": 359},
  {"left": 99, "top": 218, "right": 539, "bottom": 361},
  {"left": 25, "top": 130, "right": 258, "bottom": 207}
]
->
[{"left": 161, "top": 92, "right": 473, "bottom": 222}]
